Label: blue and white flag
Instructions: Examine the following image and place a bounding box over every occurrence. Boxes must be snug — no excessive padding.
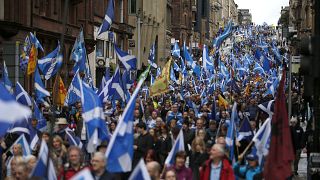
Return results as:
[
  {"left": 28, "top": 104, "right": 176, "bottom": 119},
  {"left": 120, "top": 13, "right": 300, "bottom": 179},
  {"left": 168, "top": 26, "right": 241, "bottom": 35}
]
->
[
  {"left": 70, "top": 168, "right": 94, "bottom": 180},
  {"left": 1, "top": 61, "right": 13, "bottom": 93},
  {"left": 258, "top": 100, "right": 275, "bottom": 118},
  {"left": 129, "top": 159, "right": 151, "bottom": 180},
  {"left": 38, "top": 44, "right": 62, "bottom": 80},
  {"left": 15, "top": 82, "right": 32, "bottom": 106},
  {"left": 252, "top": 118, "right": 271, "bottom": 165},
  {"left": 148, "top": 43, "right": 157, "bottom": 68},
  {"left": 71, "top": 29, "right": 87, "bottom": 72},
  {"left": 237, "top": 116, "right": 253, "bottom": 141},
  {"left": 28, "top": 123, "right": 40, "bottom": 150},
  {"left": 165, "top": 129, "right": 185, "bottom": 165},
  {"left": 114, "top": 44, "right": 137, "bottom": 71},
  {"left": 170, "top": 67, "right": 177, "bottom": 83},
  {"left": 122, "top": 70, "right": 133, "bottom": 102},
  {"left": 173, "top": 61, "right": 180, "bottom": 72},
  {"left": 65, "top": 71, "right": 82, "bottom": 106},
  {"left": 172, "top": 42, "right": 180, "bottom": 58},
  {"left": 29, "top": 32, "right": 44, "bottom": 52},
  {"left": 8, "top": 117, "right": 30, "bottom": 135},
  {"left": 80, "top": 81, "right": 109, "bottom": 153},
  {"left": 30, "top": 140, "right": 57, "bottom": 180},
  {"left": 34, "top": 67, "right": 50, "bottom": 103},
  {"left": 98, "top": 75, "right": 113, "bottom": 103},
  {"left": 202, "top": 45, "right": 213, "bottom": 71},
  {"left": 9, "top": 134, "right": 31, "bottom": 156},
  {"left": 150, "top": 74, "right": 155, "bottom": 86},
  {"left": 226, "top": 102, "right": 237, "bottom": 161},
  {"left": 65, "top": 128, "right": 83, "bottom": 149},
  {"left": 109, "top": 66, "right": 125, "bottom": 102},
  {"left": 105, "top": 67, "right": 150, "bottom": 172},
  {"left": 265, "top": 78, "right": 279, "bottom": 97},
  {"left": 33, "top": 100, "right": 47, "bottom": 132},
  {"left": 253, "top": 62, "right": 265, "bottom": 75},
  {"left": 183, "top": 42, "right": 200, "bottom": 77},
  {"left": 0, "top": 83, "right": 31, "bottom": 137},
  {"left": 97, "top": 0, "right": 114, "bottom": 35}
]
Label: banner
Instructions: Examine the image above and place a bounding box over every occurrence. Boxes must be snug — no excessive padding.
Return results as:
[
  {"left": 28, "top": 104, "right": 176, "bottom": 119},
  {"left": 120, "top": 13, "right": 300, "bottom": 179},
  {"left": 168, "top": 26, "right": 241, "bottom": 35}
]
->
[{"left": 150, "top": 58, "right": 172, "bottom": 96}]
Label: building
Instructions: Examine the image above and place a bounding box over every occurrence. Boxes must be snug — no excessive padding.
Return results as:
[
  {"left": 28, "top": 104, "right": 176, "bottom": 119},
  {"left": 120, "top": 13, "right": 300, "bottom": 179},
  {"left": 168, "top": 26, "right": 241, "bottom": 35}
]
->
[
  {"left": 171, "top": 0, "right": 193, "bottom": 47},
  {"left": 238, "top": 9, "right": 252, "bottom": 25},
  {"left": 0, "top": 0, "right": 133, "bottom": 91},
  {"left": 127, "top": 0, "right": 172, "bottom": 68},
  {"left": 209, "top": 0, "right": 223, "bottom": 39}
]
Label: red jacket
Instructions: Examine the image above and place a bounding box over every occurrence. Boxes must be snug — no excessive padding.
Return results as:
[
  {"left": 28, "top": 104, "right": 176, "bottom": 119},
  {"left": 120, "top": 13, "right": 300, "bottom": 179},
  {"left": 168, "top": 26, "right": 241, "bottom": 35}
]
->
[{"left": 199, "top": 158, "right": 235, "bottom": 180}]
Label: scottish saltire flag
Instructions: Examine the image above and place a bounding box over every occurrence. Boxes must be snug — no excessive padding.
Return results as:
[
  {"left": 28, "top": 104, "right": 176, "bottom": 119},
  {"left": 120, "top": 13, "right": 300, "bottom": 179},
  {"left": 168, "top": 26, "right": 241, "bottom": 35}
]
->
[
  {"left": 20, "top": 35, "right": 31, "bottom": 72},
  {"left": 252, "top": 118, "right": 271, "bottom": 165},
  {"left": 28, "top": 123, "right": 40, "bottom": 150},
  {"left": 109, "top": 66, "right": 125, "bottom": 102},
  {"left": 258, "top": 100, "right": 275, "bottom": 118},
  {"left": 34, "top": 67, "right": 50, "bottom": 103},
  {"left": 97, "top": 0, "right": 114, "bottom": 35},
  {"left": 65, "top": 128, "right": 83, "bottom": 149},
  {"left": 262, "top": 54, "right": 271, "bottom": 72},
  {"left": 38, "top": 44, "right": 63, "bottom": 80},
  {"left": 226, "top": 102, "right": 237, "bottom": 161},
  {"left": 202, "top": 45, "right": 213, "bottom": 71},
  {"left": 98, "top": 75, "right": 113, "bottom": 103},
  {"left": 170, "top": 67, "right": 177, "bottom": 83},
  {"left": 80, "top": 81, "right": 109, "bottom": 153},
  {"left": 30, "top": 140, "right": 57, "bottom": 180},
  {"left": 183, "top": 42, "right": 200, "bottom": 77},
  {"left": 9, "top": 134, "right": 31, "bottom": 156},
  {"left": 70, "top": 168, "right": 94, "bottom": 180},
  {"left": 237, "top": 116, "right": 253, "bottom": 141},
  {"left": 253, "top": 62, "right": 265, "bottom": 75},
  {"left": 265, "top": 78, "right": 279, "bottom": 97},
  {"left": 71, "top": 29, "right": 86, "bottom": 72},
  {"left": 8, "top": 117, "right": 30, "bottom": 135},
  {"left": 65, "top": 71, "right": 82, "bottom": 106},
  {"left": 29, "top": 32, "right": 44, "bottom": 52},
  {"left": 15, "top": 82, "right": 32, "bottom": 106},
  {"left": 165, "top": 129, "right": 185, "bottom": 165},
  {"left": 0, "top": 83, "right": 31, "bottom": 137},
  {"left": 1, "top": 61, "right": 13, "bottom": 93},
  {"left": 129, "top": 159, "right": 151, "bottom": 180},
  {"left": 33, "top": 101, "right": 46, "bottom": 132},
  {"left": 172, "top": 42, "right": 180, "bottom": 58},
  {"left": 148, "top": 43, "right": 157, "bottom": 68},
  {"left": 173, "top": 61, "right": 180, "bottom": 72},
  {"left": 105, "top": 66, "right": 150, "bottom": 172},
  {"left": 114, "top": 44, "right": 137, "bottom": 71}
]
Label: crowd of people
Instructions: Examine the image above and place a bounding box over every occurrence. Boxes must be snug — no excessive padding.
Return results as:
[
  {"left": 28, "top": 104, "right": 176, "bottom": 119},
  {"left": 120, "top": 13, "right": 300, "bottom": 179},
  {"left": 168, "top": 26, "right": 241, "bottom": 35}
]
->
[{"left": 0, "top": 23, "right": 311, "bottom": 180}]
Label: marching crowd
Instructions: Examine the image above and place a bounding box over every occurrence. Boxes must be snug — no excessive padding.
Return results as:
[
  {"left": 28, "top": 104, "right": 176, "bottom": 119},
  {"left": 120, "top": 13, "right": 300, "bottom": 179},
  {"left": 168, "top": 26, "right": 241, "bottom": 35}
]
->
[{"left": 0, "top": 24, "right": 311, "bottom": 180}]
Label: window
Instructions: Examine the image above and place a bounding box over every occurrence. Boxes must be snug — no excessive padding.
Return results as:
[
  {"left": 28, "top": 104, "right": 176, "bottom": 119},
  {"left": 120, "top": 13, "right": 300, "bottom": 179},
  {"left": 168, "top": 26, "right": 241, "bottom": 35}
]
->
[
  {"left": 96, "top": 40, "right": 104, "bottom": 57},
  {"left": 129, "top": 0, "right": 136, "bottom": 14}
]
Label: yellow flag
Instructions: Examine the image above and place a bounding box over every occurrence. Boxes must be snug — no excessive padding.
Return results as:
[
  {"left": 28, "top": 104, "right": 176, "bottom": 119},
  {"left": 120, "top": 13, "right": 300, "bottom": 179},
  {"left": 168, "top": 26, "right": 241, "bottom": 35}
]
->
[
  {"left": 53, "top": 75, "right": 67, "bottom": 106},
  {"left": 218, "top": 94, "right": 229, "bottom": 109},
  {"left": 150, "top": 58, "right": 172, "bottom": 96},
  {"left": 27, "top": 45, "right": 37, "bottom": 75}
]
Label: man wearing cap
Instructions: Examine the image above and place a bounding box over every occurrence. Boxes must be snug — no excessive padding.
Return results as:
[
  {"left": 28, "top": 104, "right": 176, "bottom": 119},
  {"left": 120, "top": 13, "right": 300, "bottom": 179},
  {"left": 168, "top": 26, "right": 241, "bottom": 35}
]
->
[
  {"left": 233, "top": 153, "right": 262, "bottom": 180},
  {"left": 54, "top": 117, "right": 69, "bottom": 140}
]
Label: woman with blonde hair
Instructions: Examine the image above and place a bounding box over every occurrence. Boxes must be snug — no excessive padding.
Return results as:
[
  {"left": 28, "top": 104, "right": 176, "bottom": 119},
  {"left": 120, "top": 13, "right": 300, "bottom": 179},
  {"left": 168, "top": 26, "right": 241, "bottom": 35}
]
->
[
  {"left": 189, "top": 137, "right": 208, "bottom": 179},
  {"left": 51, "top": 135, "right": 67, "bottom": 171}
]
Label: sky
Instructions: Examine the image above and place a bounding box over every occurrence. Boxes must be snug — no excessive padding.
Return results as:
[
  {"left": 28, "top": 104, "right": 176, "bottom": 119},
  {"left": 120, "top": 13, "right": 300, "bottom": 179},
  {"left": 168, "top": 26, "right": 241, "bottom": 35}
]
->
[{"left": 234, "top": 0, "right": 289, "bottom": 25}]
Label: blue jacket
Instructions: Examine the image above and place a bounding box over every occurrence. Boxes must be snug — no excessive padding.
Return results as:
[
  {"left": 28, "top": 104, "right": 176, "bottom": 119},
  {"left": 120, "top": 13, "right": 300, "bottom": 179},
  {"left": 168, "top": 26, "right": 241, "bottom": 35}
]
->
[{"left": 233, "top": 162, "right": 262, "bottom": 180}]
